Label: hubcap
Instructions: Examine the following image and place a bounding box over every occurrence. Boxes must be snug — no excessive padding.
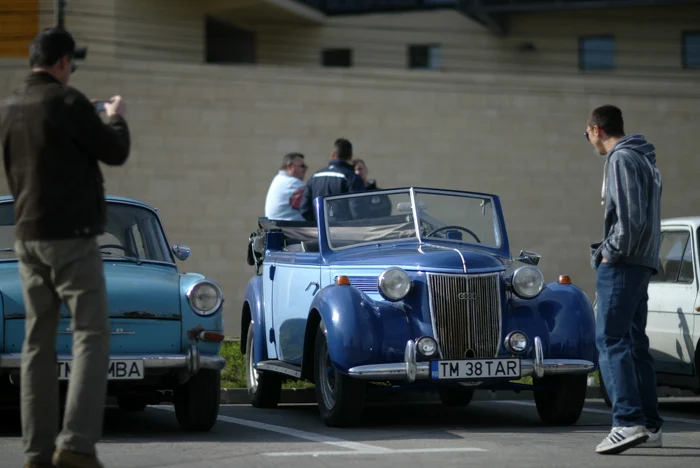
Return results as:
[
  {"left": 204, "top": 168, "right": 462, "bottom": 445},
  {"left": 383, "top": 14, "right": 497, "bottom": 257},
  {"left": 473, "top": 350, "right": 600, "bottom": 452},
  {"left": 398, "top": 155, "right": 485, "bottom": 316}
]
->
[{"left": 318, "top": 340, "right": 337, "bottom": 410}]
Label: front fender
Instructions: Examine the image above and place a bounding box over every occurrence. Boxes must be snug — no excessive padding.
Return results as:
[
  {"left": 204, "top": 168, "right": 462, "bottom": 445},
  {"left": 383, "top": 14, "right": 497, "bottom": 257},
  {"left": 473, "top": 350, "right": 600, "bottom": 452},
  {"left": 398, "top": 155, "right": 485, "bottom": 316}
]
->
[
  {"left": 242, "top": 275, "right": 268, "bottom": 363},
  {"left": 179, "top": 273, "right": 224, "bottom": 356},
  {"left": 308, "top": 284, "right": 411, "bottom": 374},
  {"left": 509, "top": 282, "right": 597, "bottom": 366}
]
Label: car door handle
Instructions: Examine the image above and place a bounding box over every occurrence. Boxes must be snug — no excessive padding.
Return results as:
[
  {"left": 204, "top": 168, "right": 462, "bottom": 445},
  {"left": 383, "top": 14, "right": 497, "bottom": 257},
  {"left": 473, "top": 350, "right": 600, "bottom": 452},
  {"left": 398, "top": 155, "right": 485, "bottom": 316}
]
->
[{"left": 305, "top": 281, "right": 320, "bottom": 294}]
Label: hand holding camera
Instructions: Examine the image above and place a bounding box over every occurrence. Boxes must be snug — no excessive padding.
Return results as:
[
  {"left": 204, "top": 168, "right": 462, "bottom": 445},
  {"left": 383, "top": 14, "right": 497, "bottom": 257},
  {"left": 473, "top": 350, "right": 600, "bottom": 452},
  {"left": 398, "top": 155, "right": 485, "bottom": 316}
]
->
[{"left": 92, "top": 96, "right": 126, "bottom": 118}]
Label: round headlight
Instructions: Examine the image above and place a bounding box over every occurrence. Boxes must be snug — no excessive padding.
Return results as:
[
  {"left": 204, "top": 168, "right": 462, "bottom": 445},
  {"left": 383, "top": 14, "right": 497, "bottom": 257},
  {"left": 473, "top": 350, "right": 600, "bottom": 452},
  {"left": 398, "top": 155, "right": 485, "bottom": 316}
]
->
[
  {"left": 377, "top": 267, "right": 412, "bottom": 301},
  {"left": 505, "top": 331, "right": 529, "bottom": 354},
  {"left": 416, "top": 337, "right": 438, "bottom": 357},
  {"left": 511, "top": 266, "right": 544, "bottom": 299},
  {"left": 187, "top": 281, "right": 223, "bottom": 316}
]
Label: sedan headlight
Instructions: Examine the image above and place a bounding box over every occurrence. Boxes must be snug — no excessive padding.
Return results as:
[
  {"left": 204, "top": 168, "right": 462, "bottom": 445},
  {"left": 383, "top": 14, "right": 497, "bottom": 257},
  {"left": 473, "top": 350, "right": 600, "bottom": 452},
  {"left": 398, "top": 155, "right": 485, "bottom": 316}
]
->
[
  {"left": 377, "top": 267, "right": 412, "bottom": 301},
  {"left": 187, "top": 280, "right": 223, "bottom": 316},
  {"left": 511, "top": 266, "right": 544, "bottom": 299}
]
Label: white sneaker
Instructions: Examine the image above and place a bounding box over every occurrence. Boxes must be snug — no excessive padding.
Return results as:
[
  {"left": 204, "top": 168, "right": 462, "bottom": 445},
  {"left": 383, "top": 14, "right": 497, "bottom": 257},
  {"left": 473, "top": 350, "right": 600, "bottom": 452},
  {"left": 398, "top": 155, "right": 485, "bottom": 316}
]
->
[
  {"left": 596, "top": 425, "right": 650, "bottom": 454},
  {"left": 640, "top": 428, "right": 663, "bottom": 448}
]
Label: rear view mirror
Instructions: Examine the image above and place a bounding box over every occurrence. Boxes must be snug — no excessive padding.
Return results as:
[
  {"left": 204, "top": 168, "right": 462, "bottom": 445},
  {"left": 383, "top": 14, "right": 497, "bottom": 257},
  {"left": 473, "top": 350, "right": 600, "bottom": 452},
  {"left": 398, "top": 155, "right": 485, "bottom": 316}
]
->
[
  {"left": 515, "top": 249, "right": 541, "bottom": 266},
  {"left": 397, "top": 201, "right": 428, "bottom": 213}
]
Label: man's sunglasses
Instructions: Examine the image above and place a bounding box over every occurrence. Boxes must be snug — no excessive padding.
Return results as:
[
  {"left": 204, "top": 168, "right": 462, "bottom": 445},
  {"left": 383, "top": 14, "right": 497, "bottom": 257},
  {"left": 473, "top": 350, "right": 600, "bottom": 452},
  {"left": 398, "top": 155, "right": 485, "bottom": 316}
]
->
[{"left": 584, "top": 131, "right": 589, "bottom": 141}]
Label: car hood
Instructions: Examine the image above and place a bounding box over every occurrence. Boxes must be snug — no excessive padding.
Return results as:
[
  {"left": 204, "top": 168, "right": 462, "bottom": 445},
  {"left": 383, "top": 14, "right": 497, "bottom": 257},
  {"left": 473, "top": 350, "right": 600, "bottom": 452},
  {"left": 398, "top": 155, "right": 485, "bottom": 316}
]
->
[
  {"left": 0, "top": 262, "right": 182, "bottom": 320},
  {"left": 328, "top": 243, "right": 506, "bottom": 273}
]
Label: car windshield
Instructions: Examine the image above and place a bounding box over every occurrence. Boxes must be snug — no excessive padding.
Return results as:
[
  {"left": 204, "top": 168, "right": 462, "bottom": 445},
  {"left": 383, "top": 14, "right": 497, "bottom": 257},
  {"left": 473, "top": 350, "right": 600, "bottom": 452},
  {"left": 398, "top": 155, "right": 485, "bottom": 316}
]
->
[
  {"left": 0, "top": 201, "right": 174, "bottom": 263},
  {"left": 323, "top": 188, "right": 502, "bottom": 250}
]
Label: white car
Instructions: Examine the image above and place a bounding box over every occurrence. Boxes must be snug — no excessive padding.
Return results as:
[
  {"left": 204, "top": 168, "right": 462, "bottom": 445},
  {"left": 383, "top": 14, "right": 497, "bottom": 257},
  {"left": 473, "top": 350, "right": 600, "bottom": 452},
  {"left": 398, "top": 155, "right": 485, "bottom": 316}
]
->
[{"left": 597, "top": 216, "right": 700, "bottom": 406}]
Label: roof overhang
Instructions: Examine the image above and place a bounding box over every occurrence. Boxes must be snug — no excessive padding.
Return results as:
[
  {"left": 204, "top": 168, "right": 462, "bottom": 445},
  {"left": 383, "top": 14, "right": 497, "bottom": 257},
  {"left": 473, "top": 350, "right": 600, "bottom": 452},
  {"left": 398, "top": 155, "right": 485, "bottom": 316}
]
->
[
  {"left": 208, "top": 0, "right": 326, "bottom": 27},
  {"left": 458, "top": 0, "right": 700, "bottom": 36}
]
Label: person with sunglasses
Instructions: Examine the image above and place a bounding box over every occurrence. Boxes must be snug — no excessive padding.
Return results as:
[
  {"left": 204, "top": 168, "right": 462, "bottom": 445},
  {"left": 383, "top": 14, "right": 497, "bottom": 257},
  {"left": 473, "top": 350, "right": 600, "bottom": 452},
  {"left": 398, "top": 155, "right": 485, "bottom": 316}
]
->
[
  {"left": 264, "top": 152, "right": 309, "bottom": 221},
  {"left": 0, "top": 27, "right": 130, "bottom": 468},
  {"left": 585, "top": 105, "right": 663, "bottom": 455}
]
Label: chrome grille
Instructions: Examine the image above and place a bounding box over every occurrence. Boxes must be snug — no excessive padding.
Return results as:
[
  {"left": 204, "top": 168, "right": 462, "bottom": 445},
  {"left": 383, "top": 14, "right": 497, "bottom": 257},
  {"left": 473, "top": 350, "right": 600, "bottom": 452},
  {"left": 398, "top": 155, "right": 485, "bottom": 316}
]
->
[{"left": 427, "top": 272, "right": 501, "bottom": 359}]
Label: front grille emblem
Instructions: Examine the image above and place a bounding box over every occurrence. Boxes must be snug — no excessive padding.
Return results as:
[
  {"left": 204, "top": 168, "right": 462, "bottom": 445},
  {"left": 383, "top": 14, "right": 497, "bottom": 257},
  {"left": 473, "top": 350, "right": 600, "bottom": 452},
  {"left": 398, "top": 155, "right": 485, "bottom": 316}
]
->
[{"left": 458, "top": 292, "right": 477, "bottom": 300}]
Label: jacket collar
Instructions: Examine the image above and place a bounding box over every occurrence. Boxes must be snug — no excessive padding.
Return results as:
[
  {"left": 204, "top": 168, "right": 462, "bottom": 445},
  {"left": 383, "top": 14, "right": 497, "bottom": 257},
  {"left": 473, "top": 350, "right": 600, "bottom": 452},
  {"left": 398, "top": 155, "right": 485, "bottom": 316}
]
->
[
  {"left": 25, "top": 71, "right": 63, "bottom": 86},
  {"left": 328, "top": 159, "right": 354, "bottom": 170}
]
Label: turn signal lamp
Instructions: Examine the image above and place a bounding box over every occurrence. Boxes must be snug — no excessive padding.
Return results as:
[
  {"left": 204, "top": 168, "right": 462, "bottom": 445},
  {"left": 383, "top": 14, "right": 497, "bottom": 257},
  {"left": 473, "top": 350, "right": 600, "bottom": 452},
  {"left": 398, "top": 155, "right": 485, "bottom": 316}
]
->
[
  {"left": 558, "top": 275, "right": 572, "bottom": 285},
  {"left": 336, "top": 275, "right": 351, "bottom": 285}
]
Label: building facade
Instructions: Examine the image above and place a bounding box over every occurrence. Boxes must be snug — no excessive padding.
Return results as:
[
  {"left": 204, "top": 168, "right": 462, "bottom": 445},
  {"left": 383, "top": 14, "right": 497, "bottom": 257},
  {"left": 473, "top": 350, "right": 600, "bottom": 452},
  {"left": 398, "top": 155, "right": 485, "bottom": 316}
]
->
[{"left": 1, "top": 0, "right": 699, "bottom": 337}]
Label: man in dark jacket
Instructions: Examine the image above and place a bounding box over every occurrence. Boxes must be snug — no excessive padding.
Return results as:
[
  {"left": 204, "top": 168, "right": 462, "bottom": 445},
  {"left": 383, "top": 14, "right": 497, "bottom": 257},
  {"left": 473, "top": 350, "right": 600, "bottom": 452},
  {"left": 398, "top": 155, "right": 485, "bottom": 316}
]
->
[
  {"left": 586, "top": 105, "right": 663, "bottom": 455},
  {"left": 0, "top": 27, "right": 130, "bottom": 468},
  {"left": 300, "top": 138, "right": 365, "bottom": 221}
]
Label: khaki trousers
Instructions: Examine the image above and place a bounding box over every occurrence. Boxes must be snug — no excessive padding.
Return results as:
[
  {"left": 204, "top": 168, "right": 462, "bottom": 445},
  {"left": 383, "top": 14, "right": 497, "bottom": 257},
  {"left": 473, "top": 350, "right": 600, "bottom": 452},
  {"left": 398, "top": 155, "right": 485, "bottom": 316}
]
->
[{"left": 14, "top": 237, "right": 110, "bottom": 464}]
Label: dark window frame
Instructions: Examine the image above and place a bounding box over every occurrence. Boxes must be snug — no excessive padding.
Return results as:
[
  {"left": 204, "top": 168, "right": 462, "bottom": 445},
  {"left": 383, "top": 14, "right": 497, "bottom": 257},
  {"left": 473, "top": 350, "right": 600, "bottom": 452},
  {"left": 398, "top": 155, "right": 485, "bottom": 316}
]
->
[
  {"left": 578, "top": 35, "right": 616, "bottom": 72},
  {"left": 681, "top": 30, "right": 700, "bottom": 69},
  {"left": 407, "top": 43, "right": 442, "bottom": 70},
  {"left": 321, "top": 48, "right": 353, "bottom": 68}
]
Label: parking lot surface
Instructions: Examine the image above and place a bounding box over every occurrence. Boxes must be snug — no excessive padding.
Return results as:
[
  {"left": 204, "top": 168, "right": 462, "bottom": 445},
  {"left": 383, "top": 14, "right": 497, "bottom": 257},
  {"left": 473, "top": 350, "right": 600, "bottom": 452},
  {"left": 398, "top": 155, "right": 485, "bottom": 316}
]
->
[{"left": 1, "top": 396, "right": 699, "bottom": 467}]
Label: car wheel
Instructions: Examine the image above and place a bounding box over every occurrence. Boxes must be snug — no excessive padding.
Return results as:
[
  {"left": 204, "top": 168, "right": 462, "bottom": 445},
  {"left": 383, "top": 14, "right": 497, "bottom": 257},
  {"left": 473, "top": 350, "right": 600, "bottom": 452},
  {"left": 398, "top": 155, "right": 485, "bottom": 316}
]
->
[
  {"left": 173, "top": 368, "right": 221, "bottom": 431},
  {"left": 246, "top": 321, "right": 282, "bottom": 408},
  {"left": 116, "top": 395, "right": 147, "bottom": 411},
  {"left": 314, "top": 320, "right": 366, "bottom": 427},
  {"left": 533, "top": 374, "right": 587, "bottom": 425},
  {"left": 436, "top": 384, "right": 475, "bottom": 407}
]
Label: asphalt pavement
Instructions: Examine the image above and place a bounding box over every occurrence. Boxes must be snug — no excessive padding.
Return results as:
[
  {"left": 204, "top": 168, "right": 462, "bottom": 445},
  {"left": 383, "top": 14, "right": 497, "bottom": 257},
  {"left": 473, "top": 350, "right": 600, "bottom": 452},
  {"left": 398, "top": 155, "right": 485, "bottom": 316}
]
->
[{"left": 1, "top": 396, "right": 699, "bottom": 467}]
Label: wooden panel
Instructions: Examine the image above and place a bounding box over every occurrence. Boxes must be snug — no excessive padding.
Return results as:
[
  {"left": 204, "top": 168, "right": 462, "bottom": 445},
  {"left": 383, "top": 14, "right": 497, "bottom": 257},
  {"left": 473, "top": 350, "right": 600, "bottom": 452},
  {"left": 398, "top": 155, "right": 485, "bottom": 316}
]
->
[{"left": 0, "top": 0, "right": 39, "bottom": 57}]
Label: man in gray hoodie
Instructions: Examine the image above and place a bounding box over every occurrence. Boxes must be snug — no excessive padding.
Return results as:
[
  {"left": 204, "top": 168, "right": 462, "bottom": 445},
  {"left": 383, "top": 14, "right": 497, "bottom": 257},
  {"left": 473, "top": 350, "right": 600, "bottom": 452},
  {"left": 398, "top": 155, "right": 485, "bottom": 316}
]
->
[{"left": 586, "top": 105, "right": 663, "bottom": 455}]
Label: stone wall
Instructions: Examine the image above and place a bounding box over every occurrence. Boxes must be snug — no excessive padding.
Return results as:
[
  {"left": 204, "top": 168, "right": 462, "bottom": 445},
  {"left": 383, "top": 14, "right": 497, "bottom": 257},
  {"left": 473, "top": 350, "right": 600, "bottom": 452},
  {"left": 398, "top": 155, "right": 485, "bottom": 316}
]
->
[{"left": 1, "top": 57, "right": 699, "bottom": 337}]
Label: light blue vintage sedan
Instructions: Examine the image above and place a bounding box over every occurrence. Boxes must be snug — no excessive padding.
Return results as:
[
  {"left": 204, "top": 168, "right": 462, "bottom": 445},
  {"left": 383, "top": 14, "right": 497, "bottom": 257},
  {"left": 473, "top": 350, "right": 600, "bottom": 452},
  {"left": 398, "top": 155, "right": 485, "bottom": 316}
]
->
[
  {"left": 242, "top": 187, "right": 597, "bottom": 427},
  {"left": 0, "top": 195, "right": 225, "bottom": 431}
]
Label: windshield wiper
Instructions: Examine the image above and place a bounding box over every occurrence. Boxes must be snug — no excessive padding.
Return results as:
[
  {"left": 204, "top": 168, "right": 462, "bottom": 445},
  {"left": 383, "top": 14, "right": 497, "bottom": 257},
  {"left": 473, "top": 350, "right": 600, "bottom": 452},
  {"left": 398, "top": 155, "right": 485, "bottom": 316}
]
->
[
  {"left": 0, "top": 248, "right": 14, "bottom": 252},
  {"left": 101, "top": 251, "right": 142, "bottom": 265}
]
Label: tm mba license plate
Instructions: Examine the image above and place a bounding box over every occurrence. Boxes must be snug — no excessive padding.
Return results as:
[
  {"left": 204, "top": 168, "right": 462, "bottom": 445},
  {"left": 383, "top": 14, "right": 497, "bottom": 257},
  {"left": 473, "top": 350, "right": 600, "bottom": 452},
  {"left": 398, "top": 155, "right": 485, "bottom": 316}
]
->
[{"left": 430, "top": 357, "right": 521, "bottom": 380}]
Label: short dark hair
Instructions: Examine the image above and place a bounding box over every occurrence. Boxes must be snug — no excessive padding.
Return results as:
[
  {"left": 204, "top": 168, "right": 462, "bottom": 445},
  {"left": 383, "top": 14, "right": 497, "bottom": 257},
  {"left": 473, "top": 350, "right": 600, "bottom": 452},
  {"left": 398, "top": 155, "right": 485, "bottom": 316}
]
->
[
  {"left": 29, "top": 28, "right": 76, "bottom": 68},
  {"left": 334, "top": 138, "right": 352, "bottom": 161},
  {"left": 280, "top": 152, "right": 304, "bottom": 170},
  {"left": 588, "top": 105, "right": 625, "bottom": 137},
  {"left": 353, "top": 159, "right": 365, "bottom": 168}
]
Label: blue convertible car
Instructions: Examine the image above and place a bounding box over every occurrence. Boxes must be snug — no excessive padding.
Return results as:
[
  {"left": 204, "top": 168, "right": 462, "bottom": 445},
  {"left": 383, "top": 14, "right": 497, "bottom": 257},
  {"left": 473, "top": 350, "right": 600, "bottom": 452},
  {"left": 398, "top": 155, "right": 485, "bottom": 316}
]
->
[
  {"left": 0, "top": 195, "right": 225, "bottom": 431},
  {"left": 242, "top": 187, "right": 597, "bottom": 427}
]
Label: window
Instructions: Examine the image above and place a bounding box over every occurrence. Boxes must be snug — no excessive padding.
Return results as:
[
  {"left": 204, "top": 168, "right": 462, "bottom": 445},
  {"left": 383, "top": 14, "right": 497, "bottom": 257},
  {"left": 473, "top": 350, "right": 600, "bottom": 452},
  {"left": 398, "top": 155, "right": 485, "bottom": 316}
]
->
[
  {"left": 652, "top": 230, "right": 694, "bottom": 284},
  {"left": 579, "top": 36, "right": 615, "bottom": 71},
  {"left": 682, "top": 31, "right": 700, "bottom": 69},
  {"left": 321, "top": 48, "right": 352, "bottom": 68},
  {"left": 205, "top": 15, "right": 256, "bottom": 64},
  {"left": 408, "top": 44, "right": 442, "bottom": 70}
]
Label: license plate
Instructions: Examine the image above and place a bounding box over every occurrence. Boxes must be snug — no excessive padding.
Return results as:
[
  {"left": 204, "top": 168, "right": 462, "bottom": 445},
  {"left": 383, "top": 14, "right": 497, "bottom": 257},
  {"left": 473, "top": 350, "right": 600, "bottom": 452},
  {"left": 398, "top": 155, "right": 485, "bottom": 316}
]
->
[
  {"left": 57, "top": 360, "right": 145, "bottom": 381},
  {"left": 430, "top": 358, "right": 521, "bottom": 380}
]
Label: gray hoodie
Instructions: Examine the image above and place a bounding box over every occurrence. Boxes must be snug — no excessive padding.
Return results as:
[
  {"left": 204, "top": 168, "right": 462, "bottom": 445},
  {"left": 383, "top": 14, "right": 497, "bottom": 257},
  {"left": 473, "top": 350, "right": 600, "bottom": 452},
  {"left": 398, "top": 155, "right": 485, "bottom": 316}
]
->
[{"left": 590, "top": 133, "right": 663, "bottom": 273}]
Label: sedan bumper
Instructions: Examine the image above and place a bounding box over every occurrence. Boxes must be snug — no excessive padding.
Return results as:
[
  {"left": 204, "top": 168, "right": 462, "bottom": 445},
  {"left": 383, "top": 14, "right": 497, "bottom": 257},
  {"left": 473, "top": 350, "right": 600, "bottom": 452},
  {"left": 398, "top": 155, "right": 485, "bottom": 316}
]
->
[
  {"left": 0, "top": 345, "right": 225, "bottom": 375},
  {"left": 347, "top": 336, "right": 595, "bottom": 382}
]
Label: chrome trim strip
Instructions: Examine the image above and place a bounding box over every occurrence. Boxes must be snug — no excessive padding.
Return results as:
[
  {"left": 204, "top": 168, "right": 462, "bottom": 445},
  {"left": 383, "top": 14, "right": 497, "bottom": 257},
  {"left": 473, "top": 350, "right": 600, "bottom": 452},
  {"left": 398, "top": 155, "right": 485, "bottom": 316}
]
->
[
  {"left": 0, "top": 350, "right": 225, "bottom": 371},
  {"left": 255, "top": 361, "right": 302, "bottom": 379}
]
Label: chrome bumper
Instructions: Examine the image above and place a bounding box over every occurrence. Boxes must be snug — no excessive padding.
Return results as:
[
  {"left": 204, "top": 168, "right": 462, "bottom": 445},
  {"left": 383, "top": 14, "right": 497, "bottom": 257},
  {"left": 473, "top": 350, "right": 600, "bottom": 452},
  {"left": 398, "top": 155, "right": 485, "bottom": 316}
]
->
[
  {"left": 347, "top": 336, "right": 595, "bottom": 382},
  {"left": 0, "top": 345, "right": 225, "bottom": 374}
]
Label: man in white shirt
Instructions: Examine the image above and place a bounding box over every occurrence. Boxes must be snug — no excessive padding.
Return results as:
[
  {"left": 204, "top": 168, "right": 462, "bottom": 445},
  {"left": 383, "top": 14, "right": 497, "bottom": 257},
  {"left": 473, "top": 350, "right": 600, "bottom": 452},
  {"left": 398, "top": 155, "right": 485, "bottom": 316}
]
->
[{"left": 264, "top": 152, "right": 308, "bottom": 221}]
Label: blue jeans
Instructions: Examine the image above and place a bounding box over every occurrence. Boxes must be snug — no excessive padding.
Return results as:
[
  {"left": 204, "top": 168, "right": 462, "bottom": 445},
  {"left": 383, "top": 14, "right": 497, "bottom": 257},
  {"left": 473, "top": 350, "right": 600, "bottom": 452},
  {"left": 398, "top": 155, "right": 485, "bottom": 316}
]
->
[{"left": 595, "top": 262, "right": 663, "bottom": 430}]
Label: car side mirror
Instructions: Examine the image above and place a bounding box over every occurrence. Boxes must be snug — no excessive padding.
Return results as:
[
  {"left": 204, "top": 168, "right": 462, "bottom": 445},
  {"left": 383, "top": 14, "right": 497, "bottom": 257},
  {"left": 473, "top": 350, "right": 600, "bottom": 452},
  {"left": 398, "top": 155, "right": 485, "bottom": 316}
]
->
[
  {"left": 172, "top": 244, "right": 191, "bottom": 261},
  {"left": 515, "top": 249, "right": 540, "bottom": 266}
]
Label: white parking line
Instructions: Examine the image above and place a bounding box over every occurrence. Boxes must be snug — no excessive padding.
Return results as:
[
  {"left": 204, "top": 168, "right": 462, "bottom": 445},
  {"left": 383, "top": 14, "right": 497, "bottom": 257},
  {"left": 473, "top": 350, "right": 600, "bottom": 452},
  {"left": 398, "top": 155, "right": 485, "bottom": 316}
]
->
[
  {"left": 501, "top": 401, "right": 700, "bottom": 426},
  {"left": 154, "top": 405, "right": 488, "bottom": 457},
  {"left": 264, "top": 448, "right": 487, "bottom": 457}
]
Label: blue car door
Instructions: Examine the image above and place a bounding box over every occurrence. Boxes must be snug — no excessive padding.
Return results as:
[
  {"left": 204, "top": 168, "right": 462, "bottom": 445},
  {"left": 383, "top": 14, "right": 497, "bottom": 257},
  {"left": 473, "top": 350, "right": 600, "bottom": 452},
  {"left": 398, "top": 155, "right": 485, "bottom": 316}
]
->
[{"left": 271, "top": 251, "right": 321, "bottom": 365}]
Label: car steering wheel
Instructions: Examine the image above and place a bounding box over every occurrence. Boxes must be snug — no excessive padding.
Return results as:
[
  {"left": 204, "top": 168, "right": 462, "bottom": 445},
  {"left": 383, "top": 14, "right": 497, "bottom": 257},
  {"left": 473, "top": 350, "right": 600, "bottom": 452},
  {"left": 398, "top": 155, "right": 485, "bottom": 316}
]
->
[{"left": 424, "top": 225, "right": 481, "bottom": 243}]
